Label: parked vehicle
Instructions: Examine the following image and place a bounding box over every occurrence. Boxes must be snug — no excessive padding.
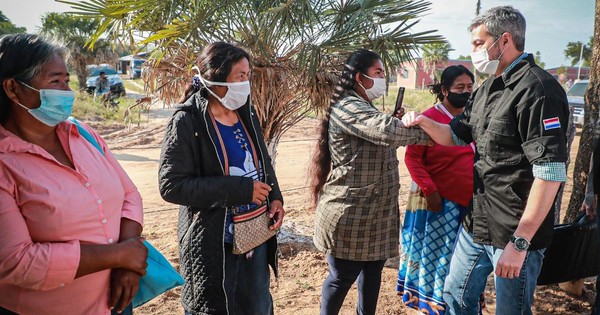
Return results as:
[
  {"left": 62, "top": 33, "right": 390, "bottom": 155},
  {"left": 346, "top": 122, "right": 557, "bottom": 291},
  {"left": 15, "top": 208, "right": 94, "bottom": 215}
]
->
[
  {"left": 566, "top": 79, "right": 588, "bottom": 127},
  {"left": 129, "top": 58, "right": 145, "bottom": 79},
  {"left": 85, "top": 66, "right": 126, "bottom": 96}
]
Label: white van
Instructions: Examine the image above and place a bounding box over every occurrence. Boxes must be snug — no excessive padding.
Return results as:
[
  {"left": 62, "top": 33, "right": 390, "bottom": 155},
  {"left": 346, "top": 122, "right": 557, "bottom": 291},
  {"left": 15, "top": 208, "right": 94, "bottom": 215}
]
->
[{"left": 566, "top": 79, "right": 588, "bottom": 126}]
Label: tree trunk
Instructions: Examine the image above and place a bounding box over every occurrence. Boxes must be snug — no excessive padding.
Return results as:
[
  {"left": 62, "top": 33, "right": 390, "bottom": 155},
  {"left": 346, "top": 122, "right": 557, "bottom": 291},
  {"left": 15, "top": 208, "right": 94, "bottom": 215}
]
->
[
  {"left": 70, "top": 47, "right": 89, "bottom": 91},
  {"left": 554, "top": 108, "right": 576, "bottom": 223},
  {"left": 564, "top": 0, "right": 600, "bottom": 223},
  {"left": 266, "top": 137, "right": 279, "bottom": 170}
]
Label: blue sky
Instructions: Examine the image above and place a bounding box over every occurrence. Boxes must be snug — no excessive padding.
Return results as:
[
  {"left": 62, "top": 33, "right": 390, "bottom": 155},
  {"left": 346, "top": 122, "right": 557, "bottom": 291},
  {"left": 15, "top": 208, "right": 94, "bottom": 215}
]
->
[
  {"left": 410, "top": 0, "right": 595, "bottom": 68},
  {"left": 1, "top": 0, "right": 595, "bottom": 68}
]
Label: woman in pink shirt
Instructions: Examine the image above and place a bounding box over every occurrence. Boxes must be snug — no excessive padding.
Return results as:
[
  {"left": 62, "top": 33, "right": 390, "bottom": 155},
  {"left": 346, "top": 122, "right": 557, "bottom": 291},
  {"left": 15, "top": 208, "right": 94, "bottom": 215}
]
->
[
  {"left": 0, "top": 34, "right": 147, "bottom": 314},
  {"left": 396, "top": 65, "right": 477, "bottom": 315}
]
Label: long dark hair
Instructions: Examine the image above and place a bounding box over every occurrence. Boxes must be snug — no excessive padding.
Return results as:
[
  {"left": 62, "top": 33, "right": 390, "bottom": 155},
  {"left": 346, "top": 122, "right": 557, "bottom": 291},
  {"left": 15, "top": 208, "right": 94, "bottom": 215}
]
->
[
  {"left": 178, "top": 42, "right": 250, "bottom": 103},
  {"left": 430, "top": 65, "right": 474, "bottom": 103},
  {"left": 0, "top": 34, "right": 67, "bottom": 124},
  {"left": 310, "top": 49, "right": 381, "bottom": 205}
]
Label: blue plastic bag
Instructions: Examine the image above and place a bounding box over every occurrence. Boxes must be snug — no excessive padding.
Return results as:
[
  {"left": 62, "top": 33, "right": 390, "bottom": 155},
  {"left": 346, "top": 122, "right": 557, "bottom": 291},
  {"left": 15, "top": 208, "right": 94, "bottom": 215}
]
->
[{"left": 133, "top": 241, "right": 185, "bottom": 308}]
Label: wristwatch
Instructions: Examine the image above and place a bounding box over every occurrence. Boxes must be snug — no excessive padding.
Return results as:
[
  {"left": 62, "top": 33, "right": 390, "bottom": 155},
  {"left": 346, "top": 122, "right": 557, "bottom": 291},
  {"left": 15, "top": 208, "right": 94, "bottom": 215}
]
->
[{"left": 510, "top": 235, "right": 530, "bottom": 252}]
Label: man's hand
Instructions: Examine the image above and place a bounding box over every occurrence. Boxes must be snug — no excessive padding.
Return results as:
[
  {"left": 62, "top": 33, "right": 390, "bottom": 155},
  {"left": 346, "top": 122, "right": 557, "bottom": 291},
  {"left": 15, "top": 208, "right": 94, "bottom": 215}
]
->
[
  {"left": 269, "top": 199, "right": 284, "bottom": 230},
  {"left": 109, "top": 269, "right": 141, "bottom": 313},
  {"left": 495, "top": 242, "right": 527, "bottom": 279},
  {"left": 426, "top": 191, "right": 443, "bottom": 212},
  {"left": 581, "top": 193, "right": 597, "bottom": 220}
]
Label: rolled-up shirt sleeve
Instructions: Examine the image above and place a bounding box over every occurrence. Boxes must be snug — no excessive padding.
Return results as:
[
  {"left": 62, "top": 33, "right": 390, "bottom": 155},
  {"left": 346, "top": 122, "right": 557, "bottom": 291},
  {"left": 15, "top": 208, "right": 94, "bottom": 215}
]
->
[
  {"left": 0, "top": 180, "right": 80, "bottom": 291},
  {"left": 532, "top": 162, "right": 567, "bottom": 182},
  {"left": 518, "top": 96, "right": 569, "bottom": 164}
]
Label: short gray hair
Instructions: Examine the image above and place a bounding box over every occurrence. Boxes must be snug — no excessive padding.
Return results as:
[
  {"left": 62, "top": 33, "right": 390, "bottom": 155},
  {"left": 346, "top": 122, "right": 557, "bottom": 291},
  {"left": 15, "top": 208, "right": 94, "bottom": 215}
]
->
[{"left": 469, "top": 6, "right": 526, "bottom": 51}]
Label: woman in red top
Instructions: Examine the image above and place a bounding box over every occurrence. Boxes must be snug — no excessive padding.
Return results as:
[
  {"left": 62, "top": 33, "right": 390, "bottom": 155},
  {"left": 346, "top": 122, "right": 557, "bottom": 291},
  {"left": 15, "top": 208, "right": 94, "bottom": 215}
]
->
[{"left": 396, "top": 65, "right": 475, "bottom": 315}]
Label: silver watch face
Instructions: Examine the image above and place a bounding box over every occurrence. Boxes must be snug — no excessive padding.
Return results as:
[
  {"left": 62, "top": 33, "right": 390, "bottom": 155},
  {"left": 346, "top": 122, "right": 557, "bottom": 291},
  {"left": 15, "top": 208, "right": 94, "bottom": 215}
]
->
[{"left": 514, "top": 237, "right": 529, "bottom": 251}]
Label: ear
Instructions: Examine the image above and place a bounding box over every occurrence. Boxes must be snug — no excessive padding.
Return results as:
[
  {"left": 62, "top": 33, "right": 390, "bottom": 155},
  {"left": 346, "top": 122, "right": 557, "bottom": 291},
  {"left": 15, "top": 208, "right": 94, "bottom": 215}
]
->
[
  {"left": 3, "top": 79, "right": 22, "bottom": 105},
  {"left": 501, "top": 32, "right": 512, "bottom": 47},
  {"left": 354, "top": 72, "right": 363, "bottom": 85},
  {"left": 441, "top": 86, "right": 449, "bottom": 97}
]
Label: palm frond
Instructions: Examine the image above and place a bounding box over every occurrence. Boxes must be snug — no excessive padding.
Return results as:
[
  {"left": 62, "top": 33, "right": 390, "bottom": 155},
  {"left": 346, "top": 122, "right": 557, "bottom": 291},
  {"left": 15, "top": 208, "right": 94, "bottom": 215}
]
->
[{"left": 63, "top": 0, "right": 445, "bottom": 145}]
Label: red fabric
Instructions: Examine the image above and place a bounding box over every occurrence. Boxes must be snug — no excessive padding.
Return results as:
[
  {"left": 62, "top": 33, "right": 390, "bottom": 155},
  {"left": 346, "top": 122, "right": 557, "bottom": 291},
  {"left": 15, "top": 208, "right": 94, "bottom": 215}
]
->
[{"left": 404, "top": 105, "right": 474, "bottom": 207}]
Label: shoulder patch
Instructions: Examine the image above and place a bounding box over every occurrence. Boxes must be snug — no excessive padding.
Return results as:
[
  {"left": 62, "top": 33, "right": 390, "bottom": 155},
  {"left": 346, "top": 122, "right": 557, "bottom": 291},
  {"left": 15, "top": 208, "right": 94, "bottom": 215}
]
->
[{"left": 543, "top": 117, "right": 561, "bottom": 130}]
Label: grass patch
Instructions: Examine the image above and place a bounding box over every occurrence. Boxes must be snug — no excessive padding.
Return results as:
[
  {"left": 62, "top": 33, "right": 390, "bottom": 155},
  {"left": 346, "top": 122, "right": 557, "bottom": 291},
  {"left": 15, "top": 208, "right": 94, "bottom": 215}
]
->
[
  {"left": 71, "top": 91, "right": 138, "bottom": 124},
  {"left": 373, "top": 87, "right": 437, "bottom": 114},
  {"left": 68, "top": 75, "right": 139, "bottom": 126},
  {"left": 123, "top": 78, "right": 145, "bottom": 94}
]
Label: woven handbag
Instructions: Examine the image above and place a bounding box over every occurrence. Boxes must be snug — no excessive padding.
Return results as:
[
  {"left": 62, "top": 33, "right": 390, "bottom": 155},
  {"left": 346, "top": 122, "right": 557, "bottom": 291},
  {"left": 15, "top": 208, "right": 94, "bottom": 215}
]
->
[{"left": 232, "top": 204, "right": 276, "bottom": 255}]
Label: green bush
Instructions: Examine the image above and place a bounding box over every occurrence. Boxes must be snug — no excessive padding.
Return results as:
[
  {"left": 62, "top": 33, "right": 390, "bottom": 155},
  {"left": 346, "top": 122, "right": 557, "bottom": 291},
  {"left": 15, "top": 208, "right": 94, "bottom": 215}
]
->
[
  {"left": 70, "top": 90, "right": 138, "bottom": 125},
  {"left": 69, "top": 75, "right": 139, "bottom": 125}
]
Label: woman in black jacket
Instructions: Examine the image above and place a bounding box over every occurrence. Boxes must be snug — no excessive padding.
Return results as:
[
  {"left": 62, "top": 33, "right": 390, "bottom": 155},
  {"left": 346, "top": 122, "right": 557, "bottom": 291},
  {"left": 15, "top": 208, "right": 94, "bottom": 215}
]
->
[{"left": 158, "top": 42, "right": 284, "bottom": 315}]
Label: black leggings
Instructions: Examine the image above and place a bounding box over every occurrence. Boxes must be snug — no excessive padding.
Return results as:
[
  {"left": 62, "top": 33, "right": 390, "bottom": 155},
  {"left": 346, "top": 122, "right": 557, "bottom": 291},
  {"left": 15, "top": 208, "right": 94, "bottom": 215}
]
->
[{"left": 320, "top": 255, "right": 386, "bottom": 315}]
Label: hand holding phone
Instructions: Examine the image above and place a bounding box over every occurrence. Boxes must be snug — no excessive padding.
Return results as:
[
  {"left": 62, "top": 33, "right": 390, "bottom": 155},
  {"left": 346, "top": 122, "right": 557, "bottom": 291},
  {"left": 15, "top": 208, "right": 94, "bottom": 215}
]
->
[{"left": 393, "top": 87, "right": 405, "bottom": 118}]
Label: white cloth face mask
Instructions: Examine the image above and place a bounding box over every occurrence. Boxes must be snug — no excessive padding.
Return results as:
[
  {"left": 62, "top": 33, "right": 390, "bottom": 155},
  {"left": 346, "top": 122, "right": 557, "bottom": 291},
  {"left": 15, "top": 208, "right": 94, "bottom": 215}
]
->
[
  {"left": 471, "top": 36, "right": 506, "bottom": 75},
  {"left": 197, "top": 75, "right": 250, "bottom": 110},
  {"left": 358, "top": 74, "right": 386, "bottom": 100}
]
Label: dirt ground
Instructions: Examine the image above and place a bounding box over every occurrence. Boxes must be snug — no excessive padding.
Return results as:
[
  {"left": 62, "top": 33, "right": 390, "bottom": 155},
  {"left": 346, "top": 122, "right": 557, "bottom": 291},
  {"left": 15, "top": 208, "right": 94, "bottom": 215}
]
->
[{"left": 93, "top": 103, "right": 596, "bottom": 314}]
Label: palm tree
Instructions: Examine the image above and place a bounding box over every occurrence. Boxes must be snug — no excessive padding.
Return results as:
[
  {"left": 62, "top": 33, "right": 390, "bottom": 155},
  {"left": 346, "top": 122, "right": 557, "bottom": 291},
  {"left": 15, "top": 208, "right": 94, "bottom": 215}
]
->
[
  {"left": 40, "top": 13, "right": 119, "bottom": 90},
  {"left": 61, "top": 0, "right": 444, "bottom": 160},
  {"left": 564, "top": 0, "right": 600, "bottom": 223},
  {"left": 421, "top": 42, "right": 453, "bottom": 82}
]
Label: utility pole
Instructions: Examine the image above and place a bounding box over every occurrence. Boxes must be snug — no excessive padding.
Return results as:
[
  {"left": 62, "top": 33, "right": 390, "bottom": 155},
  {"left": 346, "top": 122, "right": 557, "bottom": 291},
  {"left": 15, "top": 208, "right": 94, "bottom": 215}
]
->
[{"left": 578, "top": 42, "right": 584, "bottom": 80}]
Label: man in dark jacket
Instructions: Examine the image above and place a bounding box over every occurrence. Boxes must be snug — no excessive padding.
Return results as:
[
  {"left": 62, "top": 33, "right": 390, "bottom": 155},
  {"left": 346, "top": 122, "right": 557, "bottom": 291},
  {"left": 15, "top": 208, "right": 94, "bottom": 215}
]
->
[{"left": 402, "top": 6, "right": 569, "bottom": 314}]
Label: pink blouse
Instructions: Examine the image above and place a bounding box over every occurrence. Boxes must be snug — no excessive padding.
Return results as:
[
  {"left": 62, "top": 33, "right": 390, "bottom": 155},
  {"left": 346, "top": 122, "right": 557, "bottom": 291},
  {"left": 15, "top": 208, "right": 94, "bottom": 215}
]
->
[{"left": 0, "top": 120, "right": 143, "bottom": 315}]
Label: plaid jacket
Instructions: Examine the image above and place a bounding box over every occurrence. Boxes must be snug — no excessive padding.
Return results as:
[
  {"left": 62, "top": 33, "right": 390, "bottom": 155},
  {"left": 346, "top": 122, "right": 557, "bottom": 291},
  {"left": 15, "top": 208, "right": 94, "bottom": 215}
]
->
[{"left": 314, "top": 91, "right": 430, "bottom": 261}]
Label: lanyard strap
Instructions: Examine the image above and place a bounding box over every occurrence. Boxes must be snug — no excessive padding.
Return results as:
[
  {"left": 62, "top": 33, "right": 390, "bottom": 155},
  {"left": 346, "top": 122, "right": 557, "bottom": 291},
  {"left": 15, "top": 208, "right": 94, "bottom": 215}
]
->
[
  {"left": 435, "top": 103, "right": 454, "bottom": 119},
  {"left": 435, "top": 104, "right": 476, "bottom": 153},
  {"left": 235, "top": 111, "right": 260, "bottom": 177},
  {"left": 208, "top": 109, "right": 230, "bottom": 175},
  {"left": 207, "top": 109, "right": 260, "bottom": 177}
]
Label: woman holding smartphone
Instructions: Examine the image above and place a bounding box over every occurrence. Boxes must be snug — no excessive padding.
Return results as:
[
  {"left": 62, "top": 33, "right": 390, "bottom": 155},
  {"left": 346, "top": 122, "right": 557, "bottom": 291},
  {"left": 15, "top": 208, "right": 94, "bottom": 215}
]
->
[{"left": 310, "top": 49, "right": 430, "bottom": 315}]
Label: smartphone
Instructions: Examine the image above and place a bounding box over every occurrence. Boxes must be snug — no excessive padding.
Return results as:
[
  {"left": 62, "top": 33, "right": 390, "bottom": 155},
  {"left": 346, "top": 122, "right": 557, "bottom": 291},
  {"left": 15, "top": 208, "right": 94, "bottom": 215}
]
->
[{"left": 392, "top": 86, "right": 405, "bottom": 116}]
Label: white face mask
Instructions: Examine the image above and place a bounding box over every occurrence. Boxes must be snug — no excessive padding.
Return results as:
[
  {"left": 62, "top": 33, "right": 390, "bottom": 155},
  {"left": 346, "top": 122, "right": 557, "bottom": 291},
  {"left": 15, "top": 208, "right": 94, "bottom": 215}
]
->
[
  {"left": 358, "top": 74, "right": 386, "bottom": 101},
  {"left": 471, "top": 36, "right": 506, "bottom": 75},
  {"left": 197, "top": 75, "right": 250, "bottom": 110}
]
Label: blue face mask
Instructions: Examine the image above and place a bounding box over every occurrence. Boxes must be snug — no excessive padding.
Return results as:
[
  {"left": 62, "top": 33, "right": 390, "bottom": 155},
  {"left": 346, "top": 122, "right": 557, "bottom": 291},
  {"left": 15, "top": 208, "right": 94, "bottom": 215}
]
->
[{"left": 17, "top": 81, "right": 75, "bottom": 127}]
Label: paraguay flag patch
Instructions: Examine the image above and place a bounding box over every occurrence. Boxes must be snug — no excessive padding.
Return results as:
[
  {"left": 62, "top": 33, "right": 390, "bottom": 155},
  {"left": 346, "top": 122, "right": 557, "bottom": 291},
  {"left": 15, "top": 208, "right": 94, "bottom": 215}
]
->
[{"left": 543, "top": 117, "right": 561, "bottom": 130}]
